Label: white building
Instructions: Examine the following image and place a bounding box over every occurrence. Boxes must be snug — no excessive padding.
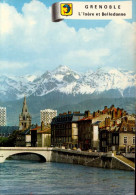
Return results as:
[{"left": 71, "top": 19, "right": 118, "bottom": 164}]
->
[
  {"left": 40, "top": 109, "right": 57, "bottom": 125},
  {"left": 0, "top": 107, "right": 6, "bottom": 126}
]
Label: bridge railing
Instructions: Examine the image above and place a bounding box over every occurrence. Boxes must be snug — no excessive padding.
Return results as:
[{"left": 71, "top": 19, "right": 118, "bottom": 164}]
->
[{"left": 0, "top": 147, "right": 53, "bottom": 151}]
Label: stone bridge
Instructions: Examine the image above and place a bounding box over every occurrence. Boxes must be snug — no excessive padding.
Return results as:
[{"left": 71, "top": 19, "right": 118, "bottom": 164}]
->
[{"left": 0, "top": 147, "right": 53, "bottom": 163}]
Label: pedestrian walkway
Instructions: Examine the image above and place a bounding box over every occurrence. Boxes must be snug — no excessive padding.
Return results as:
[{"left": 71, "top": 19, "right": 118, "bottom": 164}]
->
[{"left": 114, "top": 154, "right": 135, "bottom": 170}]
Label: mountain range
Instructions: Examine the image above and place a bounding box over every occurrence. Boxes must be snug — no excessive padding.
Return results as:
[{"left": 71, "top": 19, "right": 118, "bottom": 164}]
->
[
  {"left": 0, "top": 65, "right": 135, "bottom": 125},
  {"left": 0, "top": 65, "right": 135, "bottom": 101}
]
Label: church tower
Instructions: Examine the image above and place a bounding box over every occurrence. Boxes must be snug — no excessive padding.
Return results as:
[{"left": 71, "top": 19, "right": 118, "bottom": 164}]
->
[{"left": 19, "top": 96, "right": 31, "bottom": 130}]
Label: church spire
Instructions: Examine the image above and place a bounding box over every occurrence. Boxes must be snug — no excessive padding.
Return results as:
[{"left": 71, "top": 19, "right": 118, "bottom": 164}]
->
[
  {"left": 22, "top": 95, "right": 28, "bottom": 113},
  {"left": 24, "top": 95, "right": 26, "bottom": 105}
]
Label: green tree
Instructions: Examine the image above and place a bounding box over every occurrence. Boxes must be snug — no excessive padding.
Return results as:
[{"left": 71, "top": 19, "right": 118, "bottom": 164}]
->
[
  {"left": 0, "top": 137, "right": 9, "bottom": 146},
  {"left": 0, "top": 130, "right": 20, "bottom": 147}
]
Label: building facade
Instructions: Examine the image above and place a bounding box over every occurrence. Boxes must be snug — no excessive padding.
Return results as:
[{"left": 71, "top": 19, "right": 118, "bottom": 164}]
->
[
  {"left": 118, "top": 117, "right": 135, "bottom": 153},
  {"left": 78, "top": 107, "right": 114, "bottom": 151},
  {"left": 51, "top": 111, "right": 84, "bottom": 149},
  {"left": 78, "top": 105, "right": 128, "bottom": 152},
  {"left": 16, "top": 128, "right": 31, "bottom": 147},
  {"left": 40, "top": 109, "right": 57, "bottom": 125},
  {"left": 0, "top": 107, "right": 6, "bottom": 126},
  {"left": 19, "top": 96, "right": 31, "bottom": 130},
  {"left": 99, "top": 115, "right": 135, "bottom": 153},
  {"left": 31, "top": 122, "right": 51, "bottom": 147}
]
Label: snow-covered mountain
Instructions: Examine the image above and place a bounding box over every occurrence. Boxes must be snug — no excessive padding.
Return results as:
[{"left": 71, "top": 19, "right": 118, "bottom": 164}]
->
[{"left": 0, "top": 65, "right": 135, "bottom": 101}]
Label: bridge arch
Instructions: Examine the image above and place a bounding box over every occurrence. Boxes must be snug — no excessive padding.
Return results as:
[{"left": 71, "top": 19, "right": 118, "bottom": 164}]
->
[
  {"left": 0, "top": 147, "right": 52, "bottom": 163},
  {"left": 7, "top": 152, "right": 46, "bottom": 162}
]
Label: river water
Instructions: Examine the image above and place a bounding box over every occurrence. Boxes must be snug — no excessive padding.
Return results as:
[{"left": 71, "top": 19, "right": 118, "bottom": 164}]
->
[{"left": 0, "top": 160, "right": 135, "bottom": 195}]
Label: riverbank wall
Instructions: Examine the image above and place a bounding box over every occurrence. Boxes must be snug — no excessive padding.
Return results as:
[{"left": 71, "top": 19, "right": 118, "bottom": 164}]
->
[{"left": 51, "top": 149, "right": 135, "bottom": 171}]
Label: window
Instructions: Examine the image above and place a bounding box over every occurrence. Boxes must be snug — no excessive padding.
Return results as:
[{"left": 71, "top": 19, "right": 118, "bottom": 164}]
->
[
  {"left": 123, "top": 127, "right": 127, "bottom": 131},
  {"left": 116, "top": 136, "right": 119, "bottom": 144},
  {"left": 102, "top": 133, "right": 106, "bottom": 138},
  {"left": 102, "top": 141, "right": 106, "bottom": 147},
  {"left": 113, "top": 136, "right": 118, "bottom": 144},
  {"left": 133, "top": 136, "right": 135, "bottom": 144},
  {"left": 124, "top": 136, "right": 127, "bottom": 144},
  {"left": 132, "top": 127, "right": 135, "bottom": 132},
  {"left": 113, "top": 136, "right": 115, "bottom": 144}
]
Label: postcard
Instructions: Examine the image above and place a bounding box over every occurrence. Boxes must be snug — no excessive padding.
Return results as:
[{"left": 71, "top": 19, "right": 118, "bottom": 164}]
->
[{"left": 0, "top": 0, "right": 135, "bottom": 194}]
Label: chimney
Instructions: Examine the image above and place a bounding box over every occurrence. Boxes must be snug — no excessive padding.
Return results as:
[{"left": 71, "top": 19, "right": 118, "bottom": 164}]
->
[
  {"left": 84, "top": 110, "right": 91, "bottom": 118},
  {"left": 93, "top": 112, "right": 97, "bottom": 117},
  {"left": 110, "top": 105, "right": 114, "bottom": 110},
  {"left": 117, "top": 108, "right": 121, "bottom": 118},
  {"left": 41, "top": 121, "right": 45, "bottom": 131}
]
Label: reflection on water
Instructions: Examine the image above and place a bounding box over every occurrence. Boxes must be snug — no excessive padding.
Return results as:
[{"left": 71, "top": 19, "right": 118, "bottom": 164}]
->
[{"left": 0, "top": 160, "right": 135, "bottom": 195}]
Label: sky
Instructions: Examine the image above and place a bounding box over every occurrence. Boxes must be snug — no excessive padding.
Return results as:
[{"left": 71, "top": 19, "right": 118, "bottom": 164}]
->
[{"left": 0, "top": 0, "right": 136, "bottom": 75}]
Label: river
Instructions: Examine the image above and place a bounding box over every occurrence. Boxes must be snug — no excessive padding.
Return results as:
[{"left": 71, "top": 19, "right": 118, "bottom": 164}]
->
[{"left": 0, "top": 160, "right": 135, "bottom": 195}]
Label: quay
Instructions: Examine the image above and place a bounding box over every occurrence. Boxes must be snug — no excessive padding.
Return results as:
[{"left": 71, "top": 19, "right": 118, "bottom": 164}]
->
[{"left": 0, "top": 147, "right": 135, "bottom": 171}]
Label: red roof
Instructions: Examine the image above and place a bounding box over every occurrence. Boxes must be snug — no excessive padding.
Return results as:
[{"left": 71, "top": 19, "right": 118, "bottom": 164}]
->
[
  {"left": 78, "top": 116, "right": 93, "bottom": 121},
  {"left": 102, "top": 108, "right": 109, "bottom": 114},
  {"left": 31, "top": 126, "right": 41, "bottom": 131},
  {"left": 102, "top": 107, "right": 121, "bottom": 115},
  {"left": 37, "top": 129, "right": 51, "bottom": 134},
  {"left": 113, "top": 108, "right": 117, "bottom": 112}
]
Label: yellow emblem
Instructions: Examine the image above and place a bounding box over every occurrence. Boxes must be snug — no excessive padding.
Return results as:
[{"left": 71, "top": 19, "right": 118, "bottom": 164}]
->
[{"left": 61, "top": 3, "right": 73, "bottom": 16}]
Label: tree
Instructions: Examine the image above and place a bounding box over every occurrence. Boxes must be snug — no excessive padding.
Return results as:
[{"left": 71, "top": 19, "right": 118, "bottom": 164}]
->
[{"left": 0, "top": 130, "right": 20, "bottom": 147}]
